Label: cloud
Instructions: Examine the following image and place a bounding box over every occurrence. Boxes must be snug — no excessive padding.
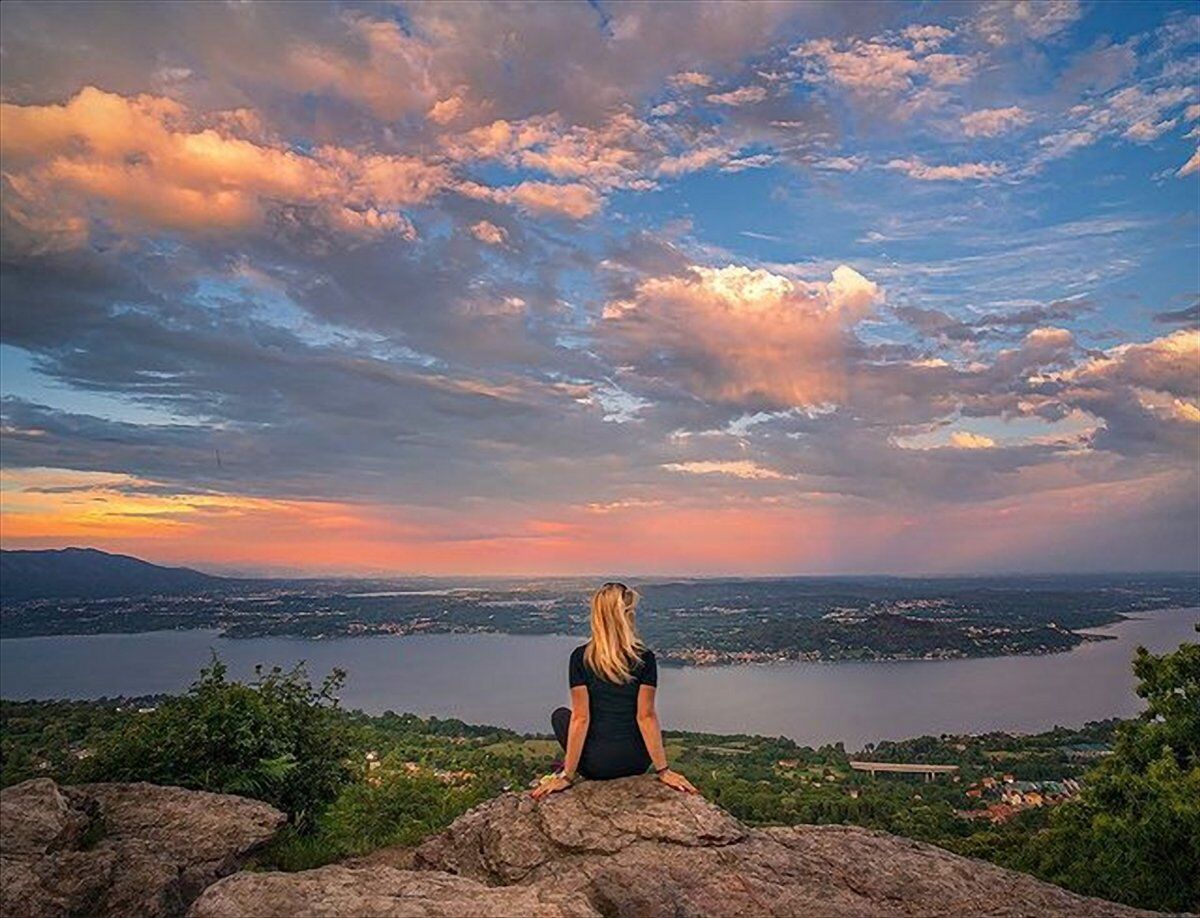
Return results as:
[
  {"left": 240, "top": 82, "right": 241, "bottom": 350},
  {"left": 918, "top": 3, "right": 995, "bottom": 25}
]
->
[
  {"left": 809, "top": 155, "right": 867, "bottom": 172},
  {"left": 602, "top": 263, "right": 883, "bottom": 409},
  {"left": 948, "top": 431, "right": 997, "bottom": 449},
  {"left": 1177, "top": 149, "right": 1200, "bottom": 178},
  {"left": 792, "top": 29, "right": 977, "bottom": 116},
  {"left": 921, "top": 53, "right": 977, "bottom": 86},
  {"left": 1067, "top": 329, "right": 1199, "bottom": 399},
  {"left": 662, "top": 460, "right": 789, "bottom": 479},
  {"left": 795, "top": 38, "right": 922, "bottom": 95},
  {"left": 902, "top": 25, "right": 953, "bottom": 54},
  {"left": 0, "top": 86, "right": 451, "bottom": 248},
  {"left": 470, "top": 220, "right": 508, "bottom": 245},
  {"left": 669, "top": 71, "right": 713, "bottom": 89},
  {"left": 486, "top": 181, "right": 602, "bottom": 220},
  {"left": 1153, "top": 302, "right": 1200, "bottom": 326},
  {"left": 960, "top": 106, "right": 1032, "bottom": 137},
  {"left": 440, "top": 109, "right": 759, "bottom": 198},
  {"left": 1033, "top": 84, "right": 1196, "bottom": 167},
  {"left": 973, "top": 0, "right": 1082, "bottom": 46},
  {"left": 886, "top": 157, "right": 1005, "bottom": 181},
  {"left": 706, "top": 85, "right": 768, "bottom": 106}
]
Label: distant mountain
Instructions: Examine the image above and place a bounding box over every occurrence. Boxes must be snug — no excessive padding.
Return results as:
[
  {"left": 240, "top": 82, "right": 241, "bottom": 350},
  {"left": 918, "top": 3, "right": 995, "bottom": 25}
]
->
[{"left": 0, "top": 547, "right": 231, "bottom": 601}]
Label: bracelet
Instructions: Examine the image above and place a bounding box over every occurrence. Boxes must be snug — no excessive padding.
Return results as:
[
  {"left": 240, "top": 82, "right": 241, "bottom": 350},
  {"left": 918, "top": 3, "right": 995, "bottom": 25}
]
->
[
  {"left": 655, "top": 764, "right": 670, "bottom": 775},
  {"left": 559, "top": 770, "right": 578, "bottom": 785}
]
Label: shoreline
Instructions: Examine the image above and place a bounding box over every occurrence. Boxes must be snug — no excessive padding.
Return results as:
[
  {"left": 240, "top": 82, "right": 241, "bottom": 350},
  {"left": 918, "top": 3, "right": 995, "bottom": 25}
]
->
[{"left": 3, "top": 604, "right": 1196, "bottom": 667}]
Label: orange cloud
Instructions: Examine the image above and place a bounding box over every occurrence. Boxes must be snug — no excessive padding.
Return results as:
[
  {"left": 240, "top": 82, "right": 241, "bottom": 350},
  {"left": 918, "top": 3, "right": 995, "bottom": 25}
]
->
[
  {"left": 458, "top": 179, "right": 602, "bottom": 220},
  {"left": 604, "top": 263, "right": 883, "bottom": 408},
  {"left": 948, "top": 431, "right": 997, "bottom": 449},
  {"left": 1068, "top": 328, "right": 1199, "bottom": 396},
  {"left": 0, "top": 87, "right": 454, "bottom": 247},
  {"left": 469, "top": 220, "right": 507, "bottom": 245},
  {"left": 661, "top": 460, "right": 790, "bottom": 479}
]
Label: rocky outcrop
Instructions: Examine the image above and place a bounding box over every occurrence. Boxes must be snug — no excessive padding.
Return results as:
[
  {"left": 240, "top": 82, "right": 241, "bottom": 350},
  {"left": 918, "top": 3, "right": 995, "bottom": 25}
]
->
[
  {"left": 407, "top": 776, "right": 1150, "bottom": 916},
  {"left": 0, "top": 778, "right": 284, "bottom": 918},
  {"left": 188, "top": 866, "right": 598, "bottom": 917},
  {"left": 196, "top": 775, "right": 1150, "bottom": 917}
]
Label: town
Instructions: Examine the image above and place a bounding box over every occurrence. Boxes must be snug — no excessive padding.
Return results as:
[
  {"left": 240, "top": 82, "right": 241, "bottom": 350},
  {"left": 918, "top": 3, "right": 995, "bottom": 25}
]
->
[{"left": 3, "top": 572, "right": 1195, "bottom": 664}]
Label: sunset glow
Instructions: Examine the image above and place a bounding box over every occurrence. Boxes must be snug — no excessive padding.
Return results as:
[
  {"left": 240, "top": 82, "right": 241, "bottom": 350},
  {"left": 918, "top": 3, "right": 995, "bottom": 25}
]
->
[{"left": 1, "top": 1, "right": 1197, "bottom": 575}]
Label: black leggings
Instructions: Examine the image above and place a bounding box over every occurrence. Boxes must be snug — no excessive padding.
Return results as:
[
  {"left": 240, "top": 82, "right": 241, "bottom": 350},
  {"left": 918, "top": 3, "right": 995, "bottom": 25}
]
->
[{"left": 551, "top": 706, "right": 652, "bottom": 780}]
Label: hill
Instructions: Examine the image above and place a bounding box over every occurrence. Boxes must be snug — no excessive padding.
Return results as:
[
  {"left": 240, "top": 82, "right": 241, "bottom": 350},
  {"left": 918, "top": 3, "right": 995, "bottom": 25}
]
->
[{"left": 0, "top": 547, "right": 230, "bottom": 601}]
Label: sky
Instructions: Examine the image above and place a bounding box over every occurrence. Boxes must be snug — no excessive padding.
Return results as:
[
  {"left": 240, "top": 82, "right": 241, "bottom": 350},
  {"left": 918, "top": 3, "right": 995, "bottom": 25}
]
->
[{"left": 0, "top": 0, "right": 1197, "bottom": 577}]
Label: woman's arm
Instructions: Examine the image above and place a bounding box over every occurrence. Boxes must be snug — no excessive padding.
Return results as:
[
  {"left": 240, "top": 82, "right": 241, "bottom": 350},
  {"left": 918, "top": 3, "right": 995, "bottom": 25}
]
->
[
  {"left": 636, "top": 686, "right": 698, "bottom": 794},
  {"left": 562, "top": 685, "right": 590, "bottom": 777},
  {"left": 533, "top": 685, "right": 589, "bottom": 798}
]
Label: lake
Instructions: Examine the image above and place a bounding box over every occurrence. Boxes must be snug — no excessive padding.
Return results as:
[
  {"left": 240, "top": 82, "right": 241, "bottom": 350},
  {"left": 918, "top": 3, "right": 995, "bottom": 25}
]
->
[{"left": 1, "top": 607, "right": 1195, "bottom": 749}]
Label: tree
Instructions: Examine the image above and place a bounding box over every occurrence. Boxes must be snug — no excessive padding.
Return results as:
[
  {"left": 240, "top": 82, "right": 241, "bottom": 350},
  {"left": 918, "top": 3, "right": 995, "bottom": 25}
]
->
[
  {"left": 84, "top": 658, "right": 351, "bottom": 827},
  {"left": 1014, "top": 633, "right": 1199, "bottom": 912}
]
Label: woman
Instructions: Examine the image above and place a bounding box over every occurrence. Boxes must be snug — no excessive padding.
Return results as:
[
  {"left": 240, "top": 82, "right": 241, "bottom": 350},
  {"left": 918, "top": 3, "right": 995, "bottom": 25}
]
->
[{"left": 532, "top": 582, "right": 697, "bottom": 798}]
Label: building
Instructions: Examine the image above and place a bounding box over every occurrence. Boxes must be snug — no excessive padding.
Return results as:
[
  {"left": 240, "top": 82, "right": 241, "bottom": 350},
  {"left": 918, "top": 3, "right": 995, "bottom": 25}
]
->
[{"left": 985, "top": 804, "right": 1017, "bottom": 823}]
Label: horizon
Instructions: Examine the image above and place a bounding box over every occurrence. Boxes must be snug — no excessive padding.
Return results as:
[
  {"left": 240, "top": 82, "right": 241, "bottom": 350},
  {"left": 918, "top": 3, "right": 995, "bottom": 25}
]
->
[
  {"left": 1, "top": 1, "right": 1198, "bottom": 576},
  {"left": 5, "top": 544, "right": 1199, "bottom": 582}
]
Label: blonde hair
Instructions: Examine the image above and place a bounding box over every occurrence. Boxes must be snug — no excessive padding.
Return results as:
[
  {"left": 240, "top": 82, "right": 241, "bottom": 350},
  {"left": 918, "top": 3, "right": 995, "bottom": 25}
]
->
[{"left": 584, "top": 582, "right": 644, "bottom": 683}]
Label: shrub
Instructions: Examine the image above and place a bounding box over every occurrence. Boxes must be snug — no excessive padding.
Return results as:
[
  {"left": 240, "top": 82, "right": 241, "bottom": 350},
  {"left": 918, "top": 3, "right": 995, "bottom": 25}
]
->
[
  {"left": 83, "top": 657, "right": 351, "bottom": 827},
  {"left": 1013, "top": 637, "right": 1199, "bottom": 912}
]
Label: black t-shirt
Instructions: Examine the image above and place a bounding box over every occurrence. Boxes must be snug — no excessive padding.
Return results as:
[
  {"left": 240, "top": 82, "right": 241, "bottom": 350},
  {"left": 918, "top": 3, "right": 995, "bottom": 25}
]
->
[{"left": 569, "top": 644, "right": 657, "bottom": 741}]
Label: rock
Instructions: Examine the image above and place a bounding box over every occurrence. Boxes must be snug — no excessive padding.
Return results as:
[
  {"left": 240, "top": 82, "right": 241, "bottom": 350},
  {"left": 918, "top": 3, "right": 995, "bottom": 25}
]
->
[
  {"left": 0, "top": 777, "right": 93, "bottom": 857},
  {"left": 341, "top": 843, "right": 418, "bottom": 870},
  {"left": 152, "top": 773, "right": 1152, "bottom": 918},
  {"left": 0, "top": 778, "right": 285, "bottom": 918},
  {"left": 410, "top": 775, "right": 1151, "bottom": 918},
  {"left": 189, "top": 866, "right": 599, "bottom": 917}
]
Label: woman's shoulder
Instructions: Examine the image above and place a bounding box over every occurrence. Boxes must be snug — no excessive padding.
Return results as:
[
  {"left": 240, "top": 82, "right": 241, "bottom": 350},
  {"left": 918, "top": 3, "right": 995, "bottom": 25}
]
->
[{"left": 638, "top": 646, "right": 656, "bottom": 663}]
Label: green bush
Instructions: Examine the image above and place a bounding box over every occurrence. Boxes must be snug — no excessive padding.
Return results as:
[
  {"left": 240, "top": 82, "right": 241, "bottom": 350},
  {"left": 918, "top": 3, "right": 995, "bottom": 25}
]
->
[
  {"left": 257, "top": 771, "right": 491, "bottom": 871},
  {"left": 82, "top": 657, "right": 351, "bottom": 827},
  {"left": 324, "top": 771, "right": 489, "bottom": 850}
]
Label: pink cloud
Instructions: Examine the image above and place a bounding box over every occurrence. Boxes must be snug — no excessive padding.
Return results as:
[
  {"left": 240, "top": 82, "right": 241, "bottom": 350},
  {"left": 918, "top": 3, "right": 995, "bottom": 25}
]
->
[
  {"left": 470, "top": 220, "right": 508, "bottom": 245},
  {"left": 796, "top": 38, "right": 921, "bottom": 95},
  {"left": 603, "top": 263, "right": 883, "bottom": 408},
  {"left": 669, "top": 71, "right": 713, "bottom": 89},
  {"left": 960, "top": 106, "right": 1032, "bottom": 137},
  {"left": 706, "top": 85, "right": 768, "bottom": 106}
]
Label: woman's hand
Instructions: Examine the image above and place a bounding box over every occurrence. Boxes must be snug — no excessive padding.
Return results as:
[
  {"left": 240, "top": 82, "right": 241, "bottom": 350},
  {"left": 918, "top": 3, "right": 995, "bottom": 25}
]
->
[
  {"left": 531, "top": 774, "right": 573, "bottom": 799},
  {"left": 657, "top": 768, "right": 698, "bottom": 794}
]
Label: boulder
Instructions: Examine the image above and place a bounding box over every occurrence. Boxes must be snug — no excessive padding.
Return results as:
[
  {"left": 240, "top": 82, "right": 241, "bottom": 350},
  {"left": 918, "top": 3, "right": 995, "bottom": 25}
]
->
[
  {"left": 0, "top": 778, "right": 285, "bottom": 918},
  {"left": 411, "top": 775, "right": 1151, "bottom": 917},
  {"left": 189, "top": 866, "right": 599, "bottom": 917}
]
